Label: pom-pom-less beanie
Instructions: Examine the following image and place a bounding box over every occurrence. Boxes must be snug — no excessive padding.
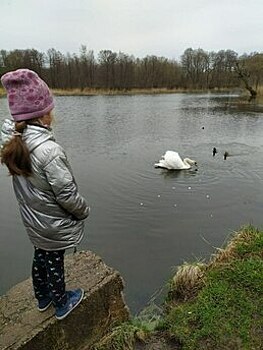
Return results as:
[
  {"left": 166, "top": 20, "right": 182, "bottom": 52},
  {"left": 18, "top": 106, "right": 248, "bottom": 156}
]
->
[{"left": 1, "top": 69, "right": 54, "bottom": 122}]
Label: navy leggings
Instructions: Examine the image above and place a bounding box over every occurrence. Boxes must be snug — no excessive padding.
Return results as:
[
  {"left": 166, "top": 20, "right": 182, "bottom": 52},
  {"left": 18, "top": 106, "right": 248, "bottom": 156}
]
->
[{"left": 32, "top": 247, "right": 67, "bottom": 307}]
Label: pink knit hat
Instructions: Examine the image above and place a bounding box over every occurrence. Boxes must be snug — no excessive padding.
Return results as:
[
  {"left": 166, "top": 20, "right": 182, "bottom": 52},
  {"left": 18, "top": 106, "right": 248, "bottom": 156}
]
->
[{"left": 1, "top": 69, "right": 54, "bottom": 121}]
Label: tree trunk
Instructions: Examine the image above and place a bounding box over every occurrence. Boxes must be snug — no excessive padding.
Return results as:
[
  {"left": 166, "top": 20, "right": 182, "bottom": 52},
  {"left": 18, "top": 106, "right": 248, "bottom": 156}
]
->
[{"left": 235, "top": 62, "right": 257, "bottom": 98}]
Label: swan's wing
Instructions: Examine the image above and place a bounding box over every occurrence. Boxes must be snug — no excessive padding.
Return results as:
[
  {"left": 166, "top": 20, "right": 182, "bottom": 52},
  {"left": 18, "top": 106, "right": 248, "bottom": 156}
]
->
[
  {"left": 163, "top": 151, "right": 186, "bottom": 169},
  {"left": 154, "top": 159, "right": 173, "bottom": 169},
  {"left": 155, "top": 151, "right": 175, "bottom": 169}
]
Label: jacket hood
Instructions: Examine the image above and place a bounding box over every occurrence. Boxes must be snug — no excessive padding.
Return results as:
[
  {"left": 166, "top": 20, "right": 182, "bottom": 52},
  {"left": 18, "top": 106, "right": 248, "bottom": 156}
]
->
[
  {"left": 1, "top": 119, "right": 15, "bottom": 145},
  {"left": 1, "top": 119, "right": 55, "bottom": 152},
  {"left": 22, "top": 124, "right": 55, "bottom": 152}
]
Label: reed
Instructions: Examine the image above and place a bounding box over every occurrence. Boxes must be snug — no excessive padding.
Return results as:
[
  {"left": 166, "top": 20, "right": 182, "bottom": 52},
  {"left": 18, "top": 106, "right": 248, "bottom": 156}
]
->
[
  {"left": 51, "top": 87, "right": 187, "bottom": 96},
  {"left": 256, "top": 85, "right": 263, "bottom": 95}
]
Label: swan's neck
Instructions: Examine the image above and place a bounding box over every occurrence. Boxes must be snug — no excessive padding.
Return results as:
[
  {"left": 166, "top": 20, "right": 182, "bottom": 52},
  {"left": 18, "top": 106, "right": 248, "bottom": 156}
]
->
[{"left": 183, "top": 158, "right": 192, "bottom": 169}]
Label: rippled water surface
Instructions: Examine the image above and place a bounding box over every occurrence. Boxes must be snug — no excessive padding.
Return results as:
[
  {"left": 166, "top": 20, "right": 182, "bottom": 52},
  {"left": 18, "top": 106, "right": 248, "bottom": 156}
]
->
[{"left": 1, "top": 93, "right": 263, "bottom": 313}]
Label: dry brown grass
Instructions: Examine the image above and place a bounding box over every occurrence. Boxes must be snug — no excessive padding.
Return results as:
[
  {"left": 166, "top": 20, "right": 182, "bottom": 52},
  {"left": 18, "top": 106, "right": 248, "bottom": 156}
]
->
[
  {"left": 256, "top": 85, "right": 263, "bottom": 96},
  {"left": 209, "top": 226, "right": 259, "bottom": 265},
  {"left": 0, "top": 88, "right": 6, "bottom": 97},
  {"left": 169, "top": 262, "right": 206, "bottom": 302},
  {"left": 52, "top": 88, "right": 102, "bottom": 96},
  {"left": 51, "top": 87, "right": 187, "bottom": 96},
  {"left": 1, "top": 86, "right": 242, "bottom": 97}
]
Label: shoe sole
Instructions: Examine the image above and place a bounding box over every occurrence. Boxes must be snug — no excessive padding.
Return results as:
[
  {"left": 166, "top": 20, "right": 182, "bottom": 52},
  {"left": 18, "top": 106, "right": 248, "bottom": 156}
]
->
[
  {"left": 38, "top": 300, "right": 53, "bottom": 312},
  {"left": 55, "top": 288, "right": 84, "bottom": 320}
]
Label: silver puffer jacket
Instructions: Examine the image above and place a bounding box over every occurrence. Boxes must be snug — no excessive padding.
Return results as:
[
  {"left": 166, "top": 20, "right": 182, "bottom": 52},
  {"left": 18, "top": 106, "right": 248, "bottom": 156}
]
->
[{"left": 1, "top": 120, "right": 90, "bottom": 251}]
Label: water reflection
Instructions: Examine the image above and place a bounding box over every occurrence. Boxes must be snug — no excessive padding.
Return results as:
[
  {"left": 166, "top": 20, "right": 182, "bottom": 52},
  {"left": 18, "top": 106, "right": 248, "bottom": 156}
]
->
[{"left": 158, "top": 168, "right": 198, "bottom": 179}]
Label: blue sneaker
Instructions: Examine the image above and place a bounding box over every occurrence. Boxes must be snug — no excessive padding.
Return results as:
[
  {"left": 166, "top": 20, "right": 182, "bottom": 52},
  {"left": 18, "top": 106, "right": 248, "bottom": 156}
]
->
[
  {"left": 38, "top": 296, "right": 53, "bottom": 312},
  {"left": 55, "top": 288, "right": 84, "bottom": 320}
]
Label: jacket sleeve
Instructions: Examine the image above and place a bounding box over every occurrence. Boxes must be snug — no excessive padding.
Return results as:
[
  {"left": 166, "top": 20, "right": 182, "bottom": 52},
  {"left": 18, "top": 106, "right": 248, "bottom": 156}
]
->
[{"left": 43, "top": 150, "right": 90, "bottom": 220}]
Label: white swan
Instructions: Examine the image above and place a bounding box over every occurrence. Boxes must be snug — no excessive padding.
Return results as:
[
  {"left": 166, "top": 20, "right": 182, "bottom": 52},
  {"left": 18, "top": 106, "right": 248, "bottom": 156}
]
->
[{"left": 155, "top": 151, "right": 197, "bottom": 170}]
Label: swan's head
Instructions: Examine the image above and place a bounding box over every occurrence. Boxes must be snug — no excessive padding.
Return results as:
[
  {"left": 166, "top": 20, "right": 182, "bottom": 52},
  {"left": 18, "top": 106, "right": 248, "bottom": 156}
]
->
[{"left": 184, "top": 158, "right": 197, "bottom": 166}]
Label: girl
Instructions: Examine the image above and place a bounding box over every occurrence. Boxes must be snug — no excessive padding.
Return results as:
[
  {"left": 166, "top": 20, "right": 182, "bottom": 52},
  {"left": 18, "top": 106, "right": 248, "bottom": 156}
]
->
[{"left": 1, "top": 69, "right": 90, "bottom": 320}]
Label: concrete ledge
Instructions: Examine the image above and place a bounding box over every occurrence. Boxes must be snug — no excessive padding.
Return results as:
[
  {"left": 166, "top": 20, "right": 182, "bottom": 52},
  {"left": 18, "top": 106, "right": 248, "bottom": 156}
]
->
[{"left": 0, "top": 251, "right": 130, "bottom": 350}]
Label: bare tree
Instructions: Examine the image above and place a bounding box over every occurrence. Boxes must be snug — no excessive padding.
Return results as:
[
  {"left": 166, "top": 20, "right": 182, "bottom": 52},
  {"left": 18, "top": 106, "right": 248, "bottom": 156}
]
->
[
  {"left": 235, "top": 60, "right": 257, "bottom": 98},
  {"left": 181, "top": 48, "right": 210, "bottom": 89},
  {"left": 98, "top": 50, "right": 118, "bottom": 88}
]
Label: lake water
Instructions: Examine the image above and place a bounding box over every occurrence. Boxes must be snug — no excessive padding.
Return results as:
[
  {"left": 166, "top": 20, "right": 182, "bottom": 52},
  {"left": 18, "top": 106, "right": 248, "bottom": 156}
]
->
[{"left": 1, "top": 93, "right": 263, "bottom": 313}]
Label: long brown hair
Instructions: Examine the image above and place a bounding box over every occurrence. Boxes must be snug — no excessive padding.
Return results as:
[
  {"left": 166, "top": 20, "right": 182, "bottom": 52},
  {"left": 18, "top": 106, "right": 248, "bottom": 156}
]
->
[{"left": 1, "top": 121, "right": 32, "bottom": 176}]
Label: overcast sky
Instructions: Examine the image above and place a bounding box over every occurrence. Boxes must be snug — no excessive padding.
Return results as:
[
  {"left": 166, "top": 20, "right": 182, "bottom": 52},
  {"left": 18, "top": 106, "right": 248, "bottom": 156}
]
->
[{"left": 1, "top": 0, "right": 263, "bottom": 60}]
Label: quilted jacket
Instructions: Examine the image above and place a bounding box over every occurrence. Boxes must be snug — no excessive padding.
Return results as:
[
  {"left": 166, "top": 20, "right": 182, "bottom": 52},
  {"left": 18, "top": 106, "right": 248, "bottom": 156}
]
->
[{"left": 1, "top": 120, "right": 90, "bottom": 250}]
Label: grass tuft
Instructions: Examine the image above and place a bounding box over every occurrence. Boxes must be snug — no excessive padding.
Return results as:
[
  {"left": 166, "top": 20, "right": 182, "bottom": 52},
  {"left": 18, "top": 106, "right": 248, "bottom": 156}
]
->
[
  {"left": 91, "top": 320, "right": 151, "bottom": 350},
  {"left": 168, "top": 262, "right": 206, "bottom": 302}
]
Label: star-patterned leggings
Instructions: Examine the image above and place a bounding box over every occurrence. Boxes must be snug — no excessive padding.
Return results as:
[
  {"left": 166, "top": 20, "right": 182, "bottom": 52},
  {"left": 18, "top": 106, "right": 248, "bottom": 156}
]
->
[{"left": 32, "top": 247, "right": 67, "bottom": 307}]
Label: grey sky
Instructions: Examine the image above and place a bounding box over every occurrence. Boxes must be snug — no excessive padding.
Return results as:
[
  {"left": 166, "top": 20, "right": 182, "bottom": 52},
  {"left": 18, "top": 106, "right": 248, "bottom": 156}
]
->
[{"left": 1, "top": 0, "right": 263, "bottom": 60}]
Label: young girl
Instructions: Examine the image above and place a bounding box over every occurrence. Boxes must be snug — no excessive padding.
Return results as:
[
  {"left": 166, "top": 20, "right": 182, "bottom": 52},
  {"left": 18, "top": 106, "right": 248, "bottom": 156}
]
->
[{"left": 1, "top": 69, "right": 90, "bottom": 320}]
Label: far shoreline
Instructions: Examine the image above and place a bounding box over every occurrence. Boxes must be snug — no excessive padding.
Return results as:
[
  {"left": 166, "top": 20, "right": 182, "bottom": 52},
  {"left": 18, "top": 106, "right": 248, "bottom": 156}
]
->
[
  {"left": 0, "top": 87, "right": 243, "bottom": 98},
  {"left": 52, "top": 87, "right": 242, "bottom": 96}
]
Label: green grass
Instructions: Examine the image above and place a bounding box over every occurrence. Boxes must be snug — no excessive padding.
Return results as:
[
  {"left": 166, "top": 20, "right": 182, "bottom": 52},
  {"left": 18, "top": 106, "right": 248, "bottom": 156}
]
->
[
  {"left": 91, "top": 320, "right": 152, "bottom": 350},
  {"left": 159, "top": 226, "right": 263, "bottom": 349},
  {"left": 92, "top": 302, "right": 163, "bottom": 349}
]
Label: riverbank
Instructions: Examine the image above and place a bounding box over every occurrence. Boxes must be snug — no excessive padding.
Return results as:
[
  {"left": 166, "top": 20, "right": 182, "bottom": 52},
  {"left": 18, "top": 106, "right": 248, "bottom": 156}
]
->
[
  {"left": 51, "top": 87, "right": 239, "bottom": 96},
  {"left": 93, "top": 225, "right": 263, "bottom": 350},
  {"left": 0, "top": 87, "right": 180, "bottom": 97},
  {"left": 1, "top": 83, "right": 263, "bottom": 98},
  {"left": 1, "top": 86, "right": 263, "bottom": 104},
  {"left": 0, "top": 86, "right": 242, "bottom": 97}
]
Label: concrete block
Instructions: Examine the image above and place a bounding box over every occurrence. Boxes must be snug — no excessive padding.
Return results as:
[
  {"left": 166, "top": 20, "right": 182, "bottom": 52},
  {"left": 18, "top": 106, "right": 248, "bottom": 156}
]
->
[{"left": 0, "top": 251, "right": 130, "bottom": 350}]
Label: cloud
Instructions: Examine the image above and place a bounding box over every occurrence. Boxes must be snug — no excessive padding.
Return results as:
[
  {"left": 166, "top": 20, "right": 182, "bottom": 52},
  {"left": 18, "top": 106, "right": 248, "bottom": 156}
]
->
[{"left": 1, "top": 0, "right": 263, "bottom": 59}]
